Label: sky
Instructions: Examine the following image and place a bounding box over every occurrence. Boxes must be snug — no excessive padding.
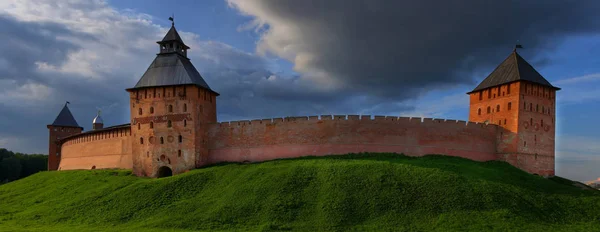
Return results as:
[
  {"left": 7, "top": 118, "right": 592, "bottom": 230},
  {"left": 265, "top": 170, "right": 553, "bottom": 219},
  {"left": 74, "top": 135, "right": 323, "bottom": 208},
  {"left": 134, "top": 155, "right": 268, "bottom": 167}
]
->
[{"left": 0, "top": 0, "right": 599, "bottom": 182}]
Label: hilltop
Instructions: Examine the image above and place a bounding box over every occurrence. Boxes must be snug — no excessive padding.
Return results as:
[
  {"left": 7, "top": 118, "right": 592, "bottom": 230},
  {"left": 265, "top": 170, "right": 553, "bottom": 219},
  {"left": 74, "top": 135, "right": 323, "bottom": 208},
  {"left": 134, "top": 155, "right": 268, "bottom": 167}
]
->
[{"left": 0, "top": 153, "right": 598, "bottom": 231}]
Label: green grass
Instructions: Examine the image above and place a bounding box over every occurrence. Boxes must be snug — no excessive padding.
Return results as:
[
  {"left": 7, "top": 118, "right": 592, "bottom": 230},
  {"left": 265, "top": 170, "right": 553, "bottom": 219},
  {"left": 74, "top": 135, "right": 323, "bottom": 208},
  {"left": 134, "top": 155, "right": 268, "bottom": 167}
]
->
[{"left": 0, "top": 153, "right": 599, "bottom": 231}]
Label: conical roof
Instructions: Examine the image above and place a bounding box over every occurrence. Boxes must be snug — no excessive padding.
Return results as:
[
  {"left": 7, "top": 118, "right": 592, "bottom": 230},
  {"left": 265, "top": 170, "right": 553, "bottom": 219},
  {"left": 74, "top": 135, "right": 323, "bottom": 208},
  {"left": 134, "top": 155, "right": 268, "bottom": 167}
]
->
[
  {"left": 468, "top": 50, "right": 560, "bottom": 94},
  {"left": 159, "top": 25, "right": 189, "bottom": 49},
  {"left": 50, "top": 103, "right": 81, "bottom": 128}
]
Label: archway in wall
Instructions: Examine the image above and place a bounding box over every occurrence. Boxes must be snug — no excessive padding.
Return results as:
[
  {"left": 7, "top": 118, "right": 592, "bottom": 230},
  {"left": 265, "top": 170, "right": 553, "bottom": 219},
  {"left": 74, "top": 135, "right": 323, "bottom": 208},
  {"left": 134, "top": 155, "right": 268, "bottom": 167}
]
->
[{"left": 157, "top": 166, "right": 173, "bottom": 178}]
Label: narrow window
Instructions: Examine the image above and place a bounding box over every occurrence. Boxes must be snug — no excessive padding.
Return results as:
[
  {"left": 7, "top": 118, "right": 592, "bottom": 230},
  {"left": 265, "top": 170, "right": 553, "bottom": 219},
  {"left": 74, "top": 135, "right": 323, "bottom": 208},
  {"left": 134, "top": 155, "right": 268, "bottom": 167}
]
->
[
  {"left": 487, "top": 106, "right": 491, "bottom": 114},
  {"left": 541, "top": 119, "right": 544, "bottom": 125},
  {"left": 183, "top": 103, "right": 187, "bottom": 112},
  {"left": 496, "top": 105, "right": 500, "bottom": 112},
  {"left": 477, "top": 108, "right": 481, "bottom": 115},
  {"left": 150, "top": 121, "right": 154, "bottom": 129},
  {"left": 160, "top": 137, "right": 164, "bottom": 144},
  {"left": 138, "top": 123, "right": 141, "bottom": 130},
  {"left": 508, "top": 102, "right": 512, "bottom": 110},
  {"left": 536, "top": 104, "right": 539, "bottom": 112},
  {"left": 184, "top": 120, "right": 187, "bottom": 127},
  {"left": 479, "top": 92, "right": 482, "bottom": 101},
  {"left": 498, "top": 120, "right": 501, "bottom": 125},
  {"left": 524, "top": 141, "right": 527, "bottom": 147},
  {"left": 530, "top": 118, "right": 533, "bottom": 125},
  {"left": 504, "top": 119, "right": 507, "bottom": 125},
  {"left": 178, "top": 135, "right": 182, "bottom": 143},
  {"left": 529, "top": 103, "right": 532, "bottom": 111},
  {"left": 147, "top": 152, "right": 149, "bottom": 158},
  {"left": 138, "top": 108, "right": 142, "bottom": 115},
  {"left": 497, "top": 87, "right": 501, "bottom": 96},
  {"left": 506, "top": 84, "right": 510, "bottom": 94},
  {"left": 534, "top": 135, "right": 537, "bottom": 143},
  {"left": 140, "top": 137, "right": 144, "bottom": 144},
  {"left": 178, "top": 150, "right": 182, "bottom": 157},
  {"left": 150, "top": 107, "right": 154, "bottom": 114},
  {"left": 168, "top": 105, "right": 173, "bottom": 113},
  {"left": 167, "top": 120, "right": 172, "bottom": 128}
]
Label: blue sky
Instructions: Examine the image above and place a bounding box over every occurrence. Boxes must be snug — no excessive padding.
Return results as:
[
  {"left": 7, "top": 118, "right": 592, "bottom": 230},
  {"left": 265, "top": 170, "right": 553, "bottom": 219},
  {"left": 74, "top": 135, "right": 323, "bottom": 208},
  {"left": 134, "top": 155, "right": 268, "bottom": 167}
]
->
[{"left": 0, "top": 0, "right": 599, "bottom": 182}]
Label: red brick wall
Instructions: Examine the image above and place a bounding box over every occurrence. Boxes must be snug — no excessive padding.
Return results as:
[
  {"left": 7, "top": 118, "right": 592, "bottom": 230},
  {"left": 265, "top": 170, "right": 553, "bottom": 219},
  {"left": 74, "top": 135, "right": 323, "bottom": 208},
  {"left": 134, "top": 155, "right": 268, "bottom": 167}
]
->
[
  {"left": 128, "top": 85, "right": 216, "bottom": 177},
  {"left": 205, "top": 116, "right": 499, "bottom": 164},
  {"left": 59, "top": 127, "right": 132, "bottom": 170},
  {"left": 47, "top": 126, "right": 82, "bottom": 171}
]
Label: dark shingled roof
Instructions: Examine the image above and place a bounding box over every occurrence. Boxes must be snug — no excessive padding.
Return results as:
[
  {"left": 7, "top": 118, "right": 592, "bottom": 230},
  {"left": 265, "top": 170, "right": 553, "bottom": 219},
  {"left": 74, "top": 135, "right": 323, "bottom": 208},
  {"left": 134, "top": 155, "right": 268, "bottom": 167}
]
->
[
  {"left": 160, "top": 25, "right": 187, "bottom": 46},
  {"left": 129, "top": 53, "right": 217, "bottom": 94},
  {"left": 468, "top": 50, "right": 560, "bottom": 94},
  {"left": 50, "top": 103, "right": 81, "bottom": 128}
]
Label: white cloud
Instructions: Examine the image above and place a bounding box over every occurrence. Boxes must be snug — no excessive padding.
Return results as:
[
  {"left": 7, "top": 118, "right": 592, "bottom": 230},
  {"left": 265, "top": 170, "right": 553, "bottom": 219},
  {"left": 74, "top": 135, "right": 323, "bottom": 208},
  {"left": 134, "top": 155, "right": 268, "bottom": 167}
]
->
[{"left": 555, "top": 73, "right": 600, "bottom": 85}]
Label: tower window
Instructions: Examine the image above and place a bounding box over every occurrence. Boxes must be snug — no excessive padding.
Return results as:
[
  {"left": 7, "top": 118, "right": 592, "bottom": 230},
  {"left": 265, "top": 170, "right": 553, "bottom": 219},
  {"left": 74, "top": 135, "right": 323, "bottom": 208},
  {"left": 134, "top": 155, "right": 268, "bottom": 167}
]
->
[
  {"left": 160, "top": 137, "right": 164, "bottom": 144},
  {"left": 497, "top": 86, "right": 501, "bottom": 96},
  {"left": 536, "top": 104, "right": 539, "bottom": 112},
  {"left": 150, "top": 121, "right": 154, "bottom": 129},
  {"left": 479, "top": 92, "right": 482, "bottom": 101},
  {"left": 167, "top": 120, "right": 172, "bottom": 128},
  {"left": 496, "top": 105, "right": 500, "bottom": 112},
  {"left": 504, "top": 119, "right": 507, "bottom": 125},
  {"left": 183, "top": 104, "right": 187, "bottom": 112},
  {"left": 487, "top": 106, "right": 491, "bottom": 114},
  {"left": 140, "top": 137, "right": 144, "bottom": 144},
  {"left": 529, "top": 103, "right": 532, "bottom": 111},
  {"left": 184, "top": 120, "right": 187, "bottom": 127},
  {"left": 179, "top": 135, "right": 182, "bottom": 143},
  {"left": 150, "top": 107, "right": 154, "bottom": 114},
  {"left": 524, "top": 141, "right": 527, "bottom": 147},
  {"left": 168, "top": 105, "right": 173, "bottom": 113},
  {"left": 138, "top": 123, "right": 141, "bottom": 130},
  {"left": 138, "top": 108, "right": 142, "bottom": 115},
  {"left": 506, "top": 84, "right": 510, "bottom": 94},
  {"left": 488, "top": 90, "right": 491, "bottom": 99},
  {"left": 178, "top": 150, "right": 182, "bottom": 157},
  {"left": 530, "top": 118, "right": 533, "bottom": 125},
  {"left": 508, "top": 102, "right": 512, "bottom": 110},
  {"left": 541, "top": 119, "right": 544, "bottom": 125},
  {"left": 477, "top": 108, "right": 481, "bottom": 115}
]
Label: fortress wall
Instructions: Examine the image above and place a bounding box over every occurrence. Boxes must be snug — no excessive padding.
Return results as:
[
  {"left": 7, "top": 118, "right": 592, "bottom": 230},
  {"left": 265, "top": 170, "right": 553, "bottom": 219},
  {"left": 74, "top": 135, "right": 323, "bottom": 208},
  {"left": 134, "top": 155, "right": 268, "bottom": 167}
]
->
[
  {"left": 206, "top": 115, "right": 499, "bottom": 165},
  {"left": 59, "top": 127, "right": 132, "bottom": 170},
  {"left": 498, "top": 153, "right": 554, "bottom": 176}
]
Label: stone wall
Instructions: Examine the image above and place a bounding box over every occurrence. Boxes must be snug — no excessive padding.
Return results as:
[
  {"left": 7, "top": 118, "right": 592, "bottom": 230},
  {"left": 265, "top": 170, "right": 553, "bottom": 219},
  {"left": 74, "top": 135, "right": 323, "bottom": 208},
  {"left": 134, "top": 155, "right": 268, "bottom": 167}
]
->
[
  {"left": 59, "top": 126, "right": 132, "bottom": 170},
  {"left": 205, "top": 115, "right": 499, "bottom": 165}
]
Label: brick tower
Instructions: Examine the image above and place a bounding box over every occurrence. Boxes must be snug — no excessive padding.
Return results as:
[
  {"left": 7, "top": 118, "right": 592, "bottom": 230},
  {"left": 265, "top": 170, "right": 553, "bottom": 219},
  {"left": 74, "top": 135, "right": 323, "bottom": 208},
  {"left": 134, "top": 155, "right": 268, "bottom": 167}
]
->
[
  {"left": 126, "top": 19, "right": 219, "bottom": 177},
  {"left": 468, "top": 48, "right": 560, "bottom": 176},
  {"left": 47, "top": 102, "right": 83, "bottom": 170}
]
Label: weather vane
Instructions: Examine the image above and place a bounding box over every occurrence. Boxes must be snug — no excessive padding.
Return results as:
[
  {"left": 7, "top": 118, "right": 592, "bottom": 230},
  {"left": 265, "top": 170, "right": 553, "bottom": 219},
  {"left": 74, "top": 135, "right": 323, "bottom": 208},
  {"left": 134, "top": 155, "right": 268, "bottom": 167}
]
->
[
  {"left": 168, "top": 14, "right": 174, "bottom": 26},
  {"left": 514, "top": 40, "right": 523, "bottom": 52}
]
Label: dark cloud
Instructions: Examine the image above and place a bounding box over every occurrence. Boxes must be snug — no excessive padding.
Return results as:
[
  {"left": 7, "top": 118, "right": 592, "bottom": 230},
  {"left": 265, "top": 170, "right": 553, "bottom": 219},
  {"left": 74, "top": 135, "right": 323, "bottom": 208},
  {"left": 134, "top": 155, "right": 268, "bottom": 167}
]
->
[{"left": 228, "top": 0, "right": 600, "bottom": 99}]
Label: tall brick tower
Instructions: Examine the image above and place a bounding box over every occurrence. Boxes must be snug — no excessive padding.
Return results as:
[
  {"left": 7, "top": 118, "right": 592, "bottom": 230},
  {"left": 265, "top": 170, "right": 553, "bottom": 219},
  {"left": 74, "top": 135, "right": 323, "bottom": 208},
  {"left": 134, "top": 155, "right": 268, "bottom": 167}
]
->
[
  {"left": 47, "top": 102, "right": 83, "bottom": 171},
  {"left": 468, "top": 48, "right": 560, "bottom": 176},
  {"left": 126, "top": 19, "right": 219, "bottom": 177}
]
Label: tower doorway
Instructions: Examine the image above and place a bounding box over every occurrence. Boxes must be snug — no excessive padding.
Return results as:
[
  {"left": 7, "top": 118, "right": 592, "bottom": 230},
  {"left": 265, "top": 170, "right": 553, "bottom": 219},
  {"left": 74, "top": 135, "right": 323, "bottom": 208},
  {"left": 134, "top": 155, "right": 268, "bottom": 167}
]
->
[{"left": 157, "top": 166, "right": 172, "bottom": 178}]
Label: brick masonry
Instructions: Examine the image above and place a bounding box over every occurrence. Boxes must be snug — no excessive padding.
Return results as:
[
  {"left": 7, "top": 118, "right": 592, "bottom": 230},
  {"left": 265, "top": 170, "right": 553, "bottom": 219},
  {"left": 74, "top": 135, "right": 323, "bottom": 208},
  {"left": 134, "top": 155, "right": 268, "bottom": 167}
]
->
[{"left": 54, "top": 81, "right": 557, "bottom": 177}]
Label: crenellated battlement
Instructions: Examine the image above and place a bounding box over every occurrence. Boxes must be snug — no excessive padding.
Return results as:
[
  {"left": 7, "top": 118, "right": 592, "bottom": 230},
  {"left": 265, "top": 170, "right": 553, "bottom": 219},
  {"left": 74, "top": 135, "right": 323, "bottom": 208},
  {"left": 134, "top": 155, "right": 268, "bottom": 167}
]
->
[{"left": 214, "top": 115, "right": 498, "bottom": 130}]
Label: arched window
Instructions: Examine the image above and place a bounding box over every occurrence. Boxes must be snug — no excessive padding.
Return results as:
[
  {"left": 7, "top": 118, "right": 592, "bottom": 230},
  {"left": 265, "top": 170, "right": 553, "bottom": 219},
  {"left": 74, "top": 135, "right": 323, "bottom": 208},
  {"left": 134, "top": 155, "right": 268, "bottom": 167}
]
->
[
  {"left": 487, "top": 106, "right": 491, "bottom": 114},
  {"left": 138, "top": 108, "right": 142, "bottom": 115},
  {"left": 167, "top": 120, "right": 172, "bottom": 128},
  {"left": 477, "top": 108, "right": 481, "bottom": 115},
  {"left": 508, "top": 102, "right": 512, "bottom": 110},
  {"left": 138, "top": 123, "right": 141, "bottom": 130},
  {"left": 168, "top": 105, "right": 173, "bottom": 113},
  {"left": 160, "top": 137, "right": 164, "bottom": 144},
  {"left": 178, "top": 135, "right": 182, "bottom": 143},
  {"left": 140, "top": 137, "right": 144, "bottom": 144},
  {"left": 183, "top": 104, "right": 187, "bottom": 112},
  {"left": 496, "top": 105, "right": 500, "bottom": 112},
  {"left": 150, "top": 121, "right": 154, "bottom": 129},
  {"left": 150, "top": 107, "right": 154, "bottom": 114}
]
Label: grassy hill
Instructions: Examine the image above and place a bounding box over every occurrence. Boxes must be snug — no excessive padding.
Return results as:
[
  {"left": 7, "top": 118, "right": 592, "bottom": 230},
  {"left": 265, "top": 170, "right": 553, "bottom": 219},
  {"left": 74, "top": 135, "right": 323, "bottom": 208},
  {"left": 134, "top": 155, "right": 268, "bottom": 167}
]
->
[{"left": 0, "top": 153, "right": 599, "bottom": 231}]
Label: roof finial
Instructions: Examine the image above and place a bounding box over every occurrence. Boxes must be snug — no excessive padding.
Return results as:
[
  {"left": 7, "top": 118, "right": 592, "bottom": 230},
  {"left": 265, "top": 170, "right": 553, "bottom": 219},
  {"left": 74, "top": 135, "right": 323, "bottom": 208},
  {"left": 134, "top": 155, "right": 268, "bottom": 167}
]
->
[
  {"left": 168, "top": 14, "right": 174, "bottom": 27},
  {"left": 514, "top": 40, "right": 523, "bottom": 52},
  {"left": 97, "top": 109, "right": 101, "bottom": 116},
  {"left": 66, "top": 101, "right": 70, "bottom": 105}
]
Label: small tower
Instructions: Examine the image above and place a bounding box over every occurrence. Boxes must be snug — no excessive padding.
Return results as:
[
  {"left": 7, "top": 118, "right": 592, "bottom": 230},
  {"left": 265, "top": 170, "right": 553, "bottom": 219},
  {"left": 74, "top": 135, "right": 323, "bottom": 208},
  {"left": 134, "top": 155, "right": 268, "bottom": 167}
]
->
[
  {"left": 92, "top": 110, "right": 104, "bottom": 130},
  {"left": 467, "top": 47, "right": 560, "bottom": 176},
  {"left": 47, "top": 102, "right": 83, "bottom": 171},
  {"left": 126, "top": 18, "right": 219, "bottom": 177}
]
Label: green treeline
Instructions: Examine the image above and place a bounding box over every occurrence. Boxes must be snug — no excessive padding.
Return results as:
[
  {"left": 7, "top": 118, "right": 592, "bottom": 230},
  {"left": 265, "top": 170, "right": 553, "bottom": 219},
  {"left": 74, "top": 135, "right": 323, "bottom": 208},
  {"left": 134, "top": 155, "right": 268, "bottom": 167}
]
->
[{"left": 0, "top": 148, "right": 47, "bottom": 184}]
